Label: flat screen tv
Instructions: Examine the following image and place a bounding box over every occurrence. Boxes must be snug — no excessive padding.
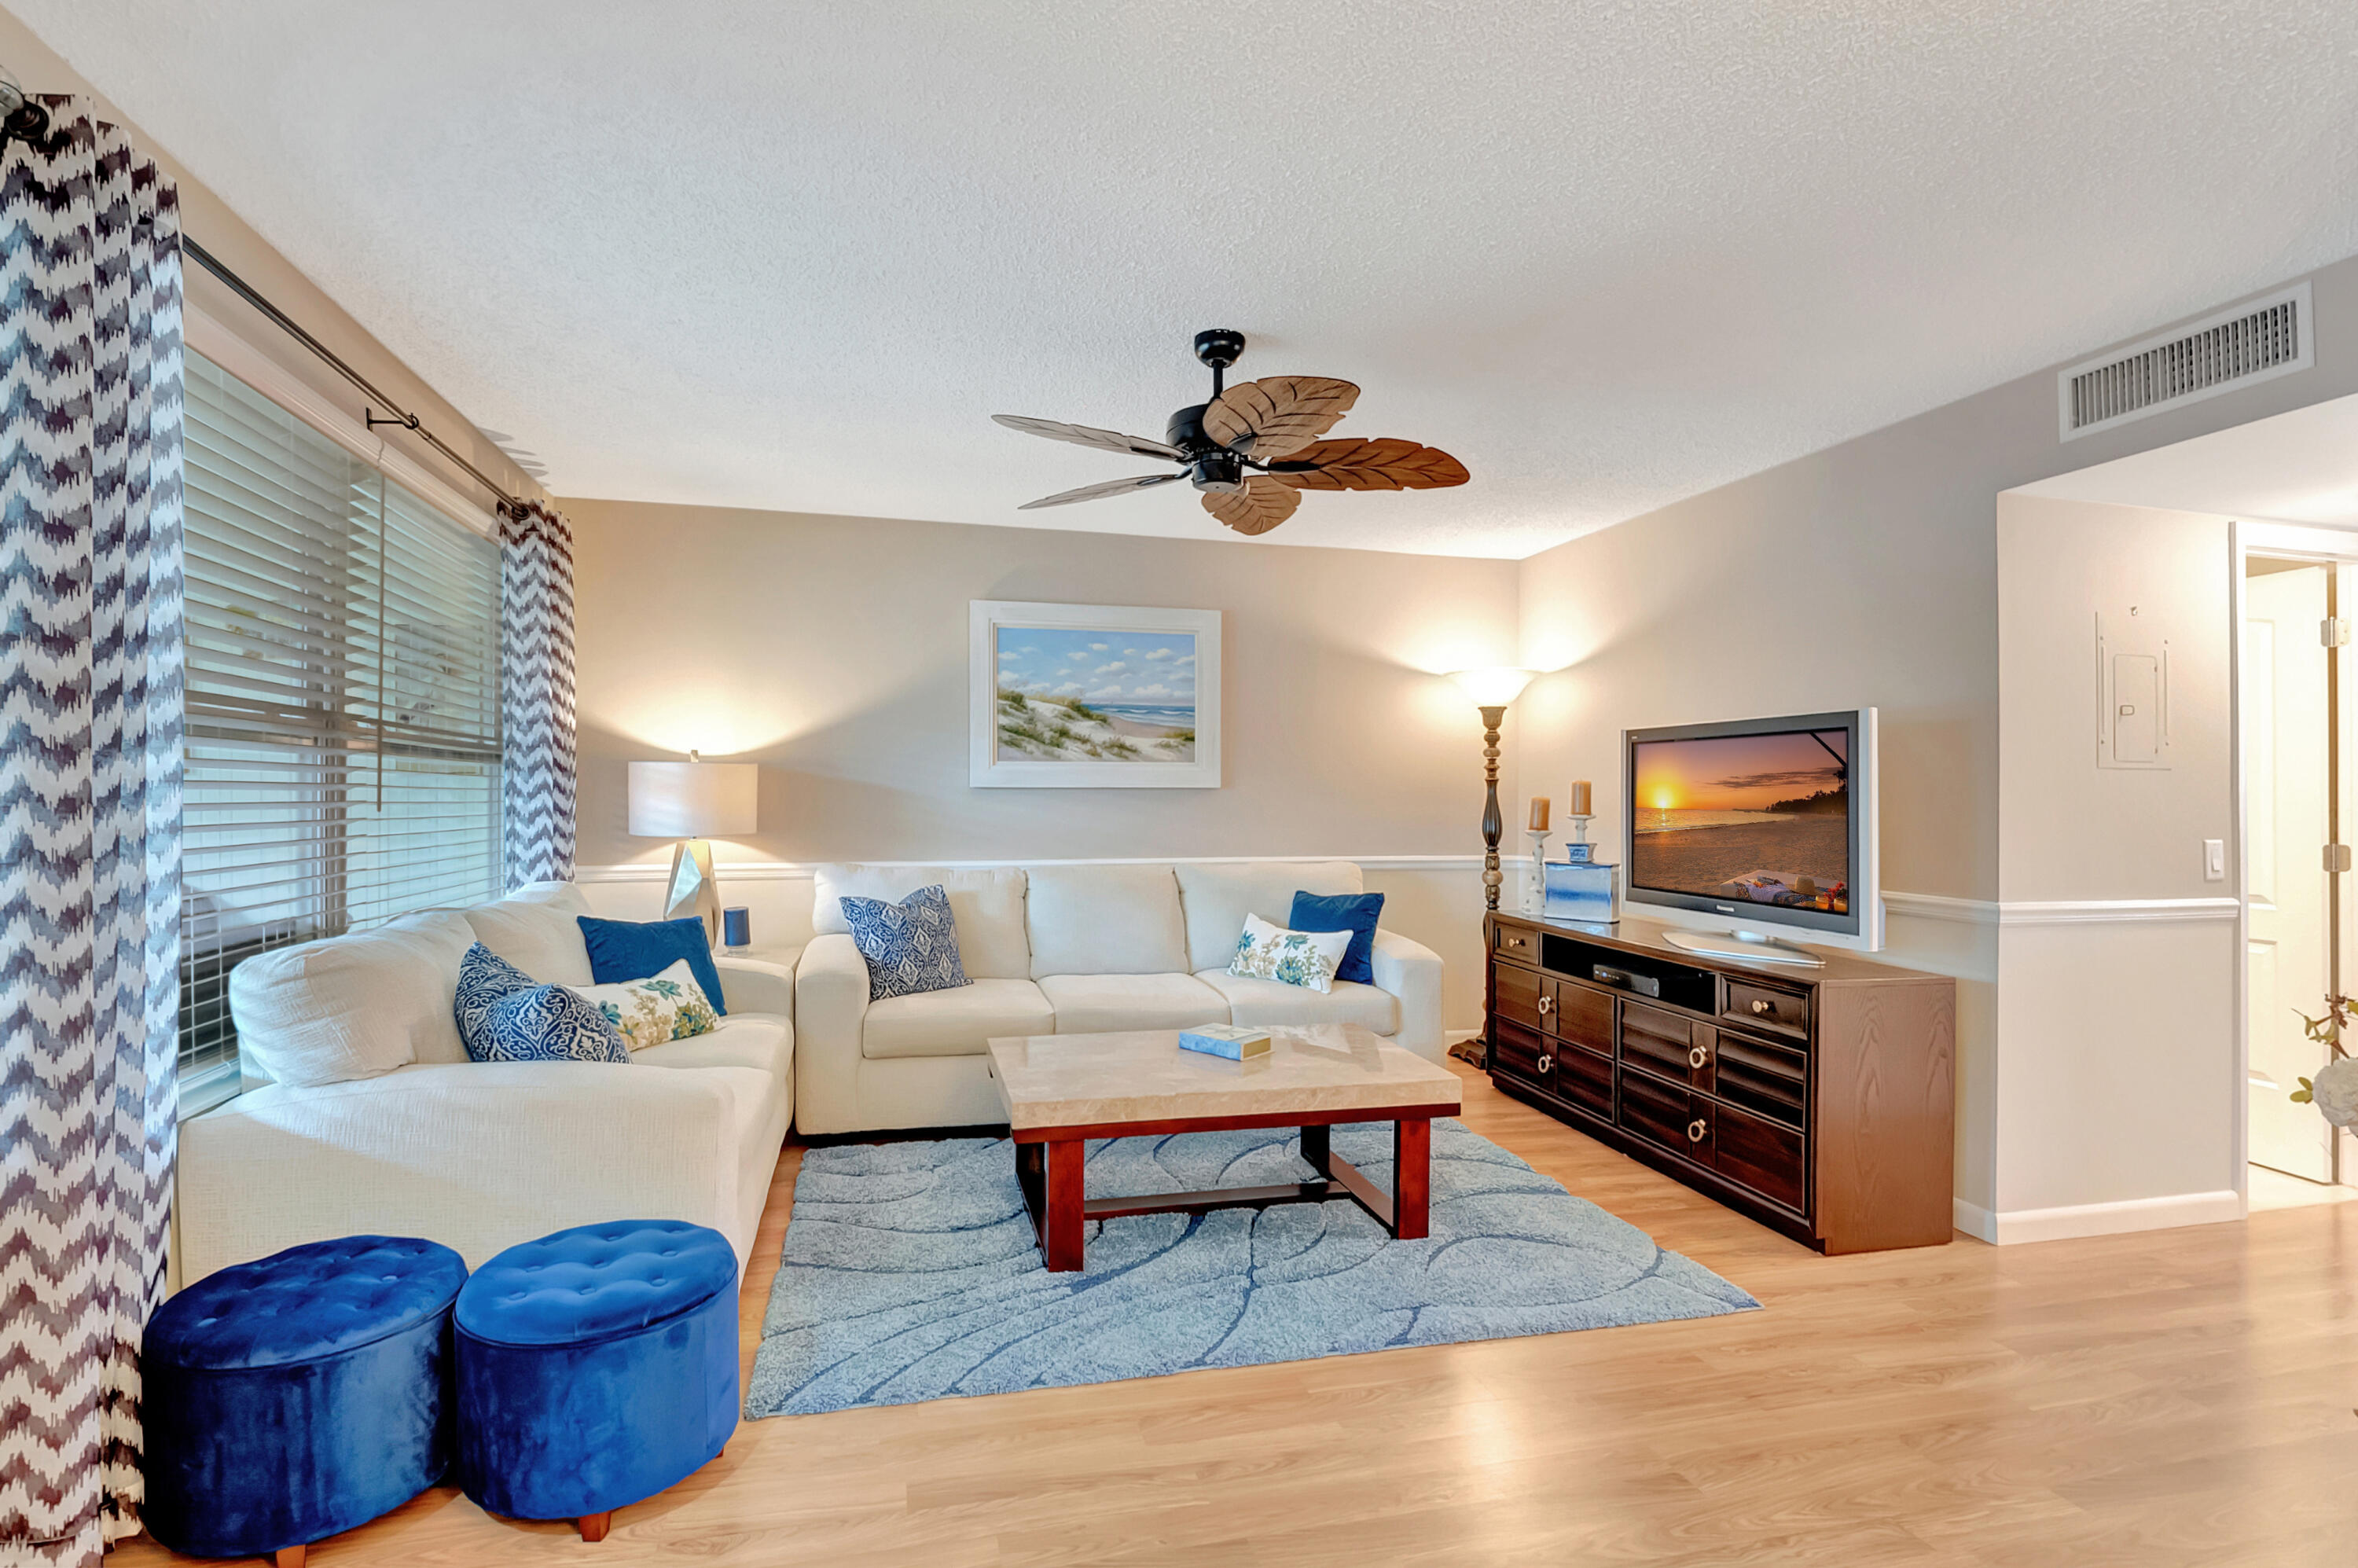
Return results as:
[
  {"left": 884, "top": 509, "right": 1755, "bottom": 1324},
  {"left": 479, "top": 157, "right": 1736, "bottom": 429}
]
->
[{"left": 1622, "top": 708, "right": 1881, "bottom": 957}]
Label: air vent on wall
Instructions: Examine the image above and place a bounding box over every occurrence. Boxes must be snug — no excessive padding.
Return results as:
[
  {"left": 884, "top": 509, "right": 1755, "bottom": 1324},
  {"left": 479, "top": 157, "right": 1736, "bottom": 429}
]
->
[{"left": 2059, "top": 282, "right": 2312, "bottom": 441}]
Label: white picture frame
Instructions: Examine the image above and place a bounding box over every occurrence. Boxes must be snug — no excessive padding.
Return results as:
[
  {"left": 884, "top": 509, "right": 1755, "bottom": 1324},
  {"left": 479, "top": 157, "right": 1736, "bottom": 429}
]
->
[{"left": 970, "top": 600, "right": 1221, "bottom": 788}]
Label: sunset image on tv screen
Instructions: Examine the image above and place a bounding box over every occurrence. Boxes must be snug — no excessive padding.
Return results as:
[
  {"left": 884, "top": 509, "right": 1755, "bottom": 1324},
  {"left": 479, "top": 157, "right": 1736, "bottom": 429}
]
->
[{"left": 1629, "top": 729, "right": 1849, "bottom": 914}]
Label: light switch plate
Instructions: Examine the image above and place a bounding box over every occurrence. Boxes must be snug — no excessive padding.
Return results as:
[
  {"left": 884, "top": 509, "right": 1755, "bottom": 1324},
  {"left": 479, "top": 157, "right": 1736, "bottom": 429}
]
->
[{"left": 2204, "top": 839, "right": 2225, "bottom": 881}]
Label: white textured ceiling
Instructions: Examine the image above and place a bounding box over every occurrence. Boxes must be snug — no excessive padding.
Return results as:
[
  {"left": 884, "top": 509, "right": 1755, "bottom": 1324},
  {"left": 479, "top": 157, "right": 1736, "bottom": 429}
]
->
[{"left": 24, "top": 2, "right": 2358, "bottom": 558}]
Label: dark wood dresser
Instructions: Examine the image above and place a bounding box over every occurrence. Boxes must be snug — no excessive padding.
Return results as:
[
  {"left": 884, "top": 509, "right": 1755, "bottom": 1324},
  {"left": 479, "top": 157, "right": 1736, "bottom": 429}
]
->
[{"left": 1486, "top": 913, "right": 1956, "bottom": 1253}]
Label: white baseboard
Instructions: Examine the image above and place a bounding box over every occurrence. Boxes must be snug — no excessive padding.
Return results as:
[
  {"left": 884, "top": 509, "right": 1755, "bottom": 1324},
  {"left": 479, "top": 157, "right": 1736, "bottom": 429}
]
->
[
  {"left": 1967, "top": 1188, "right": 2243, "bottom": 1244},
  {"left": 1951, "top": 1199, "right": 1997, "bottom": 1243},
  {"left": 1444, "top": 1026, "right": 1483, "bottom": 1045}
]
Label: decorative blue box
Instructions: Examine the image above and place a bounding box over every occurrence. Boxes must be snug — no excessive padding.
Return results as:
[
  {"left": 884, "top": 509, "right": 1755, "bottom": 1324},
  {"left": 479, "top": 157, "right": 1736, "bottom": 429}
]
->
[
  {"left": 1563, "top": 841, "right": 1595, "bottom": 864},
  {"left": 1544, "top": 859, "right": 1617, "bottom": 924}
]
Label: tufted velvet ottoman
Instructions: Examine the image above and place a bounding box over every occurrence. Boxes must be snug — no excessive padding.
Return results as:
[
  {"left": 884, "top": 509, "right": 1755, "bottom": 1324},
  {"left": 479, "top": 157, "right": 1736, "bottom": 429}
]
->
[
  {"left": 454, "top": 1220, "right": 738, "bottom": 1541},
  {"left": 145, "top": 1235, "right": 467, "bottom": 1568}
]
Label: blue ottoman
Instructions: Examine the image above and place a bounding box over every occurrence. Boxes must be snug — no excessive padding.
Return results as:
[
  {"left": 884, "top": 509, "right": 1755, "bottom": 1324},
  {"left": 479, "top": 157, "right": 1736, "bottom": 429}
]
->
[
  {"left": 455, "top": 1220, "right": 737, "bottom": 1540},
  {"left": 145, "top": 1235, "right": 466, "bottom": 1566}
]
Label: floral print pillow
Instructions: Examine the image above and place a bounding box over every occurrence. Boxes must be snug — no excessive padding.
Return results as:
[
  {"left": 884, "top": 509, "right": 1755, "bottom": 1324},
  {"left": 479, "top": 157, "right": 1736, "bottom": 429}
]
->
[
  {"left": 1227, "top": 913, "right": 1354, "bottom": 995},
  {"left": 565, "top": 958, "right": 721, "bottom": 1052}
]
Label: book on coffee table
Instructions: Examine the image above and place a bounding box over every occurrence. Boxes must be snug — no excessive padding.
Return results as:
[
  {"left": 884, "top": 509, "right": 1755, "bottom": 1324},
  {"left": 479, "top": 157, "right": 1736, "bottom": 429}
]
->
[{"left": 1177, "top": 1024, "right": 1271, "bottom": 1061}]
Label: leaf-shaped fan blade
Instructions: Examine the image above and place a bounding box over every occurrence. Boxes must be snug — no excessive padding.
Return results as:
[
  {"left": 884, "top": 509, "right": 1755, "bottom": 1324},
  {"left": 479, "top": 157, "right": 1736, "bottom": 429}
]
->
[
  {"left": 992, "top": 413, "right": 1180, "bottom": 461},
  {"left": 1199, "top": 376, "right": 1361, "bottom": 459},
  {"left": 1271, "top": 437, "right": 1470, "bottom": 491},
  {"left": 1017, "top": 472, "right": 1186, "bottom": 510},
  {"left": 1200, "top": 476, "right": 1302, "bottom": 535}
]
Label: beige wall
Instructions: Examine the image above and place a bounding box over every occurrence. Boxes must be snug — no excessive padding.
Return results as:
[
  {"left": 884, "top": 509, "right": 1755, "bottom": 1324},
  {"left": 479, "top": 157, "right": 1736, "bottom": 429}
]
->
[
  {"left": 0, "top": 5, "right": 534, "bottom": 510},
  {"left": 563, "top": 498, "right": 1522, "bottom": 1029},
  {"left": 1993, "top": 497, "right": 2240, "bottom": 1231},
  {"left": 1508, "top": 257, "right": 2358, "bottom": 1236}
]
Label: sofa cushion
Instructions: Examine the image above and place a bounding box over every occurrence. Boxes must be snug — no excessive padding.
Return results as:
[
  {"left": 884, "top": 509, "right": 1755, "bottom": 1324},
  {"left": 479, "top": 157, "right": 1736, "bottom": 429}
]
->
[
  {"left": 1038, "top": 972, "right": 1229, "bottom": 1035},
  {"left": 228, "top": 909, "right": 476, "bottom": 1086},
  {"left": 1027, "top": 864, "right": 1188, "bottom": 978},
  {"left": 634, "top": 1012, "right": 792, "bottom": 1078},
  {"left": 813, "top": 865, "right": 1030, "bottom": 980},
  {"left": 860, "top": 978, "right": 1055, "bottom": 1060},
  {"left": 1196, "top": 969, "right": 1401, "bottom": 1035},
  {"left": 462, "top": 881, "right": 595, "bottom": 987},
  {"left": 1173, "top": 861, "right": 1365, "bottom": 972}
]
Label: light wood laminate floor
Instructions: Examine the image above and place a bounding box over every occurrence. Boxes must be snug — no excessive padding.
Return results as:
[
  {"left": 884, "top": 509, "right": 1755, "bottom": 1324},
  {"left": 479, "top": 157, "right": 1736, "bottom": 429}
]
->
[{"left": 117, "top": 1060, "right": 2358, "bottom": 1566}]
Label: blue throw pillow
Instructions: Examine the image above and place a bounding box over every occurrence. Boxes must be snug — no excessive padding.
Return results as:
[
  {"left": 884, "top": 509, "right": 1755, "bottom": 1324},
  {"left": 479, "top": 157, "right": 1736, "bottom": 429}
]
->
[
  {"left": 454, "top": 942, "right": 627, "bottom": 1063},
  {"left": 1287, "top": 890, "right": 1386, "bottom": 986},
  {"left": 840, "top": 885, "right": 971, "bottom": 1001},
  {"left": 454, "top": 942, "right": 535, "bottom": 1055},
  {"left": 577, "top": 916, "right": 729, "bottom": 1015}
]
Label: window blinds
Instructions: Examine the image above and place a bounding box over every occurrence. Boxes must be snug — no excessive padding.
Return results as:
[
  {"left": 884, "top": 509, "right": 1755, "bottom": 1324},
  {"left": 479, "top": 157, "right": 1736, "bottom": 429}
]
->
[{"left": 179, "top": 353, "right": 502, "bottom": 1103}]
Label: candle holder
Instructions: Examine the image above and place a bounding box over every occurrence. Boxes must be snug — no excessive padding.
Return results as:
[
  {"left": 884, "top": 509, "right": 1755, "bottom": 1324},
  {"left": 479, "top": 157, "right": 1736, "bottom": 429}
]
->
[
  {"left": 1563, "top": 814, "right": 1596, "bottom": 864},
  {"left": 1523, "top": 829, "right": 1552, "bottom": 913}
]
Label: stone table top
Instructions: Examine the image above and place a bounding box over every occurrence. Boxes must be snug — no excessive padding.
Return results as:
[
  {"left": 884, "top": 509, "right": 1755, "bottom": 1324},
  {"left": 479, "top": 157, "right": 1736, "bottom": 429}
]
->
[{"left": 985, "top": 1023, "right": 1463, "bottom": 1133}]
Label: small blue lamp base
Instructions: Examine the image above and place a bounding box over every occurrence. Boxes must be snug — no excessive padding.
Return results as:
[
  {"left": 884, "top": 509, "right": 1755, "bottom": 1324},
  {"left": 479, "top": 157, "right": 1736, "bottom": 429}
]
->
[{"left": 1544, "top": 859, "right": 1618, "bottom": 924}]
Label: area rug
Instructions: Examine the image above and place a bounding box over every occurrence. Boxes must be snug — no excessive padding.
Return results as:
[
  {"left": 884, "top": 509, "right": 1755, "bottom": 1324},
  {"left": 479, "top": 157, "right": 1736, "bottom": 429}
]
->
[{"left": 746, "top": 1120, "right": 1757, "bottom": 1416}]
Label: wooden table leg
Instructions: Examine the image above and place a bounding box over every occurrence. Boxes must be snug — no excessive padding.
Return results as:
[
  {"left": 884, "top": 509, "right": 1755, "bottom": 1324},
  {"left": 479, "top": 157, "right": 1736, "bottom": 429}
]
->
[
  {"left": 1042, "top": 1137, "right": 1085, "bottom": 1271},
  {"left": 1298, "top": 1122, "right": 1331, "bottom": 1177},
  {"left": 1393, "top": 1117, "right": 1431, "bottom": 1240},
  {"left": 274, "top": 1546, "right": 307, "bottom": 1568},
  {"left": 579, "top": 1511, "right": 612, "bottom": 1542}
]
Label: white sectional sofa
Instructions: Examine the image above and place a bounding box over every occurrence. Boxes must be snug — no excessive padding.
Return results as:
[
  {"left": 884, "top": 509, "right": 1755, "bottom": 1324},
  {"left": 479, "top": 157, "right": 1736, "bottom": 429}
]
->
[
  {"left": 794, "top": 860, "right": 1444, "bottom": 1136},
  {"left": 174, "top": 881, "right": 793, "bottom": 1287}
]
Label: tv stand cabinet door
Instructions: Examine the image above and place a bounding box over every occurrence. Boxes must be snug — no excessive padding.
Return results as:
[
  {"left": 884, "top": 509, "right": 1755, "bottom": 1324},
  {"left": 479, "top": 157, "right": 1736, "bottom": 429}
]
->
[
  {"left": 1548, "top": 981, "right": 1614, "bottom": 1055},
  {"left": 1492, "top": 960, "right": 1547, "bottom": 1033}
]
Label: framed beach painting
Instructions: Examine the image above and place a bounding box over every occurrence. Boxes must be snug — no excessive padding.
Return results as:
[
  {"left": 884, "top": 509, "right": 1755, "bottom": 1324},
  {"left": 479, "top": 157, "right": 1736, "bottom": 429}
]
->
[{"left": 969, "top": 600, "right": 1221, "bottom": 788}]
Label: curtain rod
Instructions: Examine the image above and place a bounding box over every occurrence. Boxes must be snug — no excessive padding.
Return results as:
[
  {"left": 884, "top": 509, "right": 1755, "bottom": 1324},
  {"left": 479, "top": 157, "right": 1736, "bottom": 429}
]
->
[{"left": 182, "top": 235, "right": 523, "bottom": 519}]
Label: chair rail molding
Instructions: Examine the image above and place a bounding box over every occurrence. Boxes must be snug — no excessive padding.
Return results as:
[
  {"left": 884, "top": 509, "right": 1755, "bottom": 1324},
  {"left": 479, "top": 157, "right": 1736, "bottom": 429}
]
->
[
  {"left": 1882, "top": 892, "right": 2241, "bottom": 927},
  {"left": 573, "top": 854, "right": 1496, "bottom": 882}
]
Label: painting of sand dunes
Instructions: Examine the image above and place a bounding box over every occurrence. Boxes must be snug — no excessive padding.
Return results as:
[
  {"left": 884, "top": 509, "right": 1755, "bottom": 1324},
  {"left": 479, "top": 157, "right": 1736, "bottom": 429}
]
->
[
  {"left": 1630, "top": 729, "right": 1850, "bottom": 912},
  {"left": 970, "top": 600, "right": 1222, "bottom": 788}
]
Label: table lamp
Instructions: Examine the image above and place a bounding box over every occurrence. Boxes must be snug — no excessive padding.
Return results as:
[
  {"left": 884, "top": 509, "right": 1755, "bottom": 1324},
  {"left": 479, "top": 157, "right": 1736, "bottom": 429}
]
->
[{"left": 628, "top": 751, "right": 758, "bottom": 944}]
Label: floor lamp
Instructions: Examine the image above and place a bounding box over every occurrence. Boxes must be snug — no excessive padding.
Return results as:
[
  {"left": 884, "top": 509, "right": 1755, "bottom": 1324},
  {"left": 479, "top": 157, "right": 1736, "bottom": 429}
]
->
[
  {"left": 629, "top": 752, "right": 759, "bottom": 946},
  {"left": 1447, "top": 667, "right": 1537, "bottom": 1066}
]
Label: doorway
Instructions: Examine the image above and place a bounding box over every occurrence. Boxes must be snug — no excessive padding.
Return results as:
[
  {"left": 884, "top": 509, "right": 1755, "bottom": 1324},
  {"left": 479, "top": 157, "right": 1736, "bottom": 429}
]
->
[{"left": 2243, "top": 553, "right": 2349, "bottom": 1192}]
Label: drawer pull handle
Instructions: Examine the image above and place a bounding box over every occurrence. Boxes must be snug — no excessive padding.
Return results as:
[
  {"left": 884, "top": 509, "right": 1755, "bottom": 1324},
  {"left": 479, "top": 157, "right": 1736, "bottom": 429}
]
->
[
  {"left": 1536, "top": 1054, "right": 1554, "bottom": 1074},
  {"left": 1750, "top": 999, "right": 1772, "bottom": 1016},
  {"left": 1688, "top": 1045, "right": 1710, "bottom": 1070},
  {"left": 1537, "top": 994, "right": 1554, "bottom": 1015},
  {"left": 1687, "top": 1118, "right": 1707, "bottom": 1144}
]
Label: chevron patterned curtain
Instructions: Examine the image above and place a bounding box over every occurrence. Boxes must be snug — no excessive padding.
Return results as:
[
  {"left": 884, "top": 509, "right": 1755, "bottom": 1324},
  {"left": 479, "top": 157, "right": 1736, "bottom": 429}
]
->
[
  {"left": 500, "top": 499, "right": 578, "bottom": 887},
  {"left": 0, "top": 100, "right": 186, "bottom": 1565}
]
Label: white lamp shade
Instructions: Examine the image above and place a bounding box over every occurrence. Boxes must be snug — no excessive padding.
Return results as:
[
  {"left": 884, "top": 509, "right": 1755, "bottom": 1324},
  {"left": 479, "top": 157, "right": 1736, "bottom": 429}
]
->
[
  {"left": 629, "top": 760, "right": 758, "bottom": 838},
  {"left": 1449, "top": 666, "right": 1537, "bottom": 707}
]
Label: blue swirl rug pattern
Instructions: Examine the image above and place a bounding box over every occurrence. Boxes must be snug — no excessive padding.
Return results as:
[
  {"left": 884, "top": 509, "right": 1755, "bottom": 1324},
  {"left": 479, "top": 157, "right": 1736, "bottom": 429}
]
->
[{"left": 747, "top": 1120, "right": 1759, "bottom": 1417}]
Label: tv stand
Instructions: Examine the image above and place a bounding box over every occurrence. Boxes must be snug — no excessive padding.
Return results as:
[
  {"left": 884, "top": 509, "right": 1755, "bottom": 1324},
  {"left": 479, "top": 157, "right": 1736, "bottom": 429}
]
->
[
  {"left": 1659, "top": 927, "right": 1825, "bottom": 968},
  {"left": 1486, "top": 913, "right": 1954, "bottom": 1253}
]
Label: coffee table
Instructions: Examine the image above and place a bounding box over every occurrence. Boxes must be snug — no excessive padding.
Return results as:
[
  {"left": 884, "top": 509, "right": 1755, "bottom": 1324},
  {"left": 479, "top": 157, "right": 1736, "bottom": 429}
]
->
[{"left": 985, "top": 1023, "right": 1463, "bottom": 1272}]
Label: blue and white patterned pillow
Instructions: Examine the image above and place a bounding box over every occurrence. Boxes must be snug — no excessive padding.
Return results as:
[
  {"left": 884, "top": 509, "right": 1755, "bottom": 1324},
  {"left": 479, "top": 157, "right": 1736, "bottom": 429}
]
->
[
  {"left": 1228, "top": 913, "right": 1353, "bottom": 995},
  {"left": 840, "top": 885, "right": 971, "bottom": 1002},
  {"left": 454, "top": 942, "right": 629, "bottom": 1064}
]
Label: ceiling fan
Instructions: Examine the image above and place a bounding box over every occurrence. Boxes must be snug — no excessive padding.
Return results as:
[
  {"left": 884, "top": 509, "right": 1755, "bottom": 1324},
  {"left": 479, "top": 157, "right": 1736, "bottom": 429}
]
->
[{"left": 993, "top": 329, "right": 1468, "bottom": 535}]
